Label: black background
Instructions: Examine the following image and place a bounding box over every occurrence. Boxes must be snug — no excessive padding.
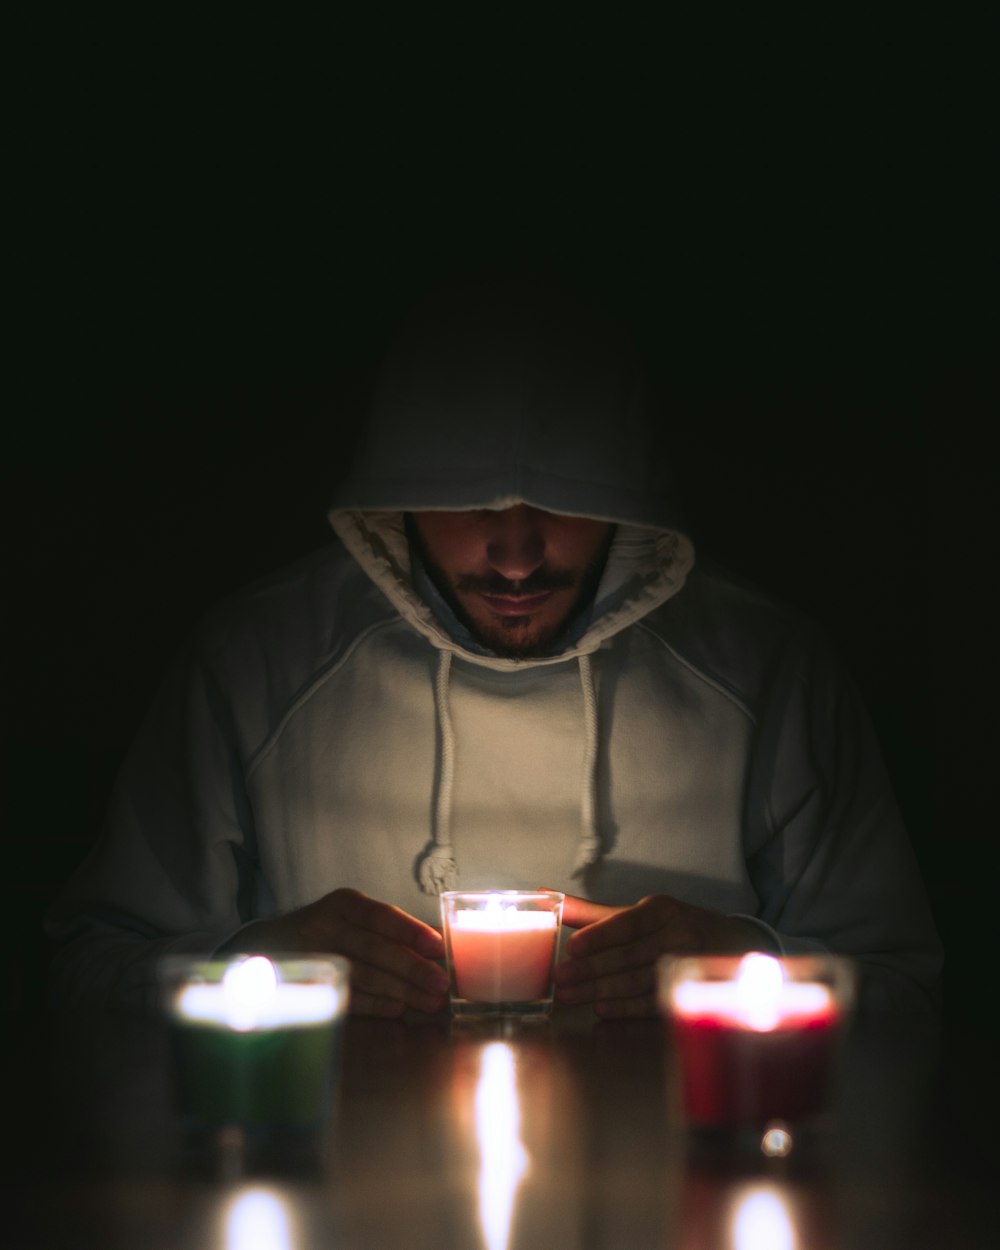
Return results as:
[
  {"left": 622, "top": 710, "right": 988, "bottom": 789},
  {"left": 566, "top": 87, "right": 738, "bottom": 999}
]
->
[{"left": 6, "top": 24, "right": 992, "bottom": 1051}]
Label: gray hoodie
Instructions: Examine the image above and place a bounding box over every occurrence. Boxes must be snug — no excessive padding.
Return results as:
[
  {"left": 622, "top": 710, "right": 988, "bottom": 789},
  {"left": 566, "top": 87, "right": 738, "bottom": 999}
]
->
[{"left": 46, "top": 276, "right": 942, "bottom": 1016}]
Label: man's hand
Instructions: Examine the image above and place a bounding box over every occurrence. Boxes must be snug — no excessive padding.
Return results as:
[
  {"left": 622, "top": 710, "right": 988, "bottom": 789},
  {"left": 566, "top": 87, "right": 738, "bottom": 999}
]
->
[
  {"left": 552, "top": 893, "right": 773, "bottom": 1019},
  {"left": 219, "top": 888, "right": 449, "bottom": 1018}
]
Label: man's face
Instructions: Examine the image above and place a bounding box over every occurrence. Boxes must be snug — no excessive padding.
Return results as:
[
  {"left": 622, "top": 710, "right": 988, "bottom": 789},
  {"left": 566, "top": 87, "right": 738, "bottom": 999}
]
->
[{"left": 408, "top": 505, "right": 615, "bottom": 658}]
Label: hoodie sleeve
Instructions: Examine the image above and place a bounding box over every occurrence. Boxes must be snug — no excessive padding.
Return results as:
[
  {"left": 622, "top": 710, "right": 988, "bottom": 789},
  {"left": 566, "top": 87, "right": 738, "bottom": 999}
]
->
[
  {"left": 742, "top": 632, "right": 942, "bottom": 1022},
  {"left": 44, "top": 632, "right": 262, "bottom": 1010}
]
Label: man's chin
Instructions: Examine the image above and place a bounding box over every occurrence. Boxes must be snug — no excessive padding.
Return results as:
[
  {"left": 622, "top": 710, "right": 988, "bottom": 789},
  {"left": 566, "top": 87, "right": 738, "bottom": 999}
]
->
[{"left": 470, "top": 614, "right": 561, "bottom": 659}]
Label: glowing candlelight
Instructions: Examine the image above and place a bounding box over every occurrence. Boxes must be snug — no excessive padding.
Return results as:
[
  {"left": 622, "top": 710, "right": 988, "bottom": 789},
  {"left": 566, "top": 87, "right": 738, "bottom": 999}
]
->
[
  {"left": 176, "top": 956, "right": 344, "bottom": 1031},
  {"left": 671, "top": 953, "right": 835, "bottom": 1033},
  {"left": 659, "top": 953, "right": 855, "bottom": 1136},
  {"left": 442, "top": 891, "right": 564, "bottom": 1016},
  {"left": 731, "top": 1186, "right": 796, "bottom": 1250},
  {"left": 475, "top": 1043, "right": 529, "bottom": 1250},
  {"left": 162, "top": 955, "right": 350, "bottom": 1127},
  {"left": 225, "top": 1188, "right": 295, "bottom": 1250}
]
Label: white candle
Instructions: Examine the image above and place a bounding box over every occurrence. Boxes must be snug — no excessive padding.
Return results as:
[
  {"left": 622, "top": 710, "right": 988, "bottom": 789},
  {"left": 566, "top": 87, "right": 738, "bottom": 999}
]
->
[{"left": 447, "top": 895, "right": 560, "bottom": 1004}]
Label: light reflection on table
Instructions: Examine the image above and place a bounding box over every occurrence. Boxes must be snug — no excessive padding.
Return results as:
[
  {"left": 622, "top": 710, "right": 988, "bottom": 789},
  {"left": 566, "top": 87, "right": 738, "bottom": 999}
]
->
[
  {"left": 730, "top": 1186, "right": 796, "bottom": 1250},
  {"left": 13, "top": 1004, "right": 990, "bottom": 1250},
  {"left": 473, "top": 1044, "right": 528, "bottom": 1250},
  {"left": 224, "top": 1188, "right": 295, "bottom": 1250}
]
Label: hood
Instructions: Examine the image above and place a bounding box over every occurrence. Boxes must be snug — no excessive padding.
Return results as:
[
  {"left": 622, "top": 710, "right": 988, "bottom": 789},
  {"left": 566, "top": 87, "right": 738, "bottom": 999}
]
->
[
  {"left": 330, "top": 273, "right": 685, "bottom": 527},
  {"left": 328, "top": 274, "right": 696, "bottom": 667},
  {"left": 326, "top": 274, "right": 696, "bottom": 894}
]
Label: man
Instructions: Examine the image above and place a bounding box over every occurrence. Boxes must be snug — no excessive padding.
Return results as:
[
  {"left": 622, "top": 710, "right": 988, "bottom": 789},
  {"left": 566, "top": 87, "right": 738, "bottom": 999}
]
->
[{"left": 46, "top": 275, "right": 942, "bottom": 1021}]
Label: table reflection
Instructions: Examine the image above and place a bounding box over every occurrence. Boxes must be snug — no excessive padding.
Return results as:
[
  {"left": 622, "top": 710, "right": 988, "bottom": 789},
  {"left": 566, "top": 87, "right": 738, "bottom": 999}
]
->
[
  {"left": 444, "top": 1023, "right": 588, "bottom": 1250},
  {"left": 224, "top": 1187, "right": 295, "bottom": 1250},
  {"left": 17, "top": 1005, "right": 983, "bottom": 1250},
  {"left": 674, "top": 1170, "right": 840, "bottom": 1250},
  {"left": 730, "top": 1185, "right": 796, "bottom": 1250},
  {"left": 474, "top": 1044, "right": 528, "bottom": 1250}
]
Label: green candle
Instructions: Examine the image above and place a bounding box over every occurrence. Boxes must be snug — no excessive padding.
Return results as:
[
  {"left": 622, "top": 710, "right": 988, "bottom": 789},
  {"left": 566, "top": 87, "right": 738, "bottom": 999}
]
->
[{"left": 163, "top": 956, "right": 350, "bottom": 1128}]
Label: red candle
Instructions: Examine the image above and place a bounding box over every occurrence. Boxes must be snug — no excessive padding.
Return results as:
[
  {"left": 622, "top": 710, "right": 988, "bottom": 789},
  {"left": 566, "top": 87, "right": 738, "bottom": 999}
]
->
[{"left": 661, "top": 954, "right": 850, "bottom": 1129}]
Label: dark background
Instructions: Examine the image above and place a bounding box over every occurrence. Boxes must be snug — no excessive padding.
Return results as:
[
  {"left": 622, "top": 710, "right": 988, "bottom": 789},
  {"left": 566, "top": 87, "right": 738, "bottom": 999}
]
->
[{"left": 6, "top": 28, "right": 991, "bottom": 1055}]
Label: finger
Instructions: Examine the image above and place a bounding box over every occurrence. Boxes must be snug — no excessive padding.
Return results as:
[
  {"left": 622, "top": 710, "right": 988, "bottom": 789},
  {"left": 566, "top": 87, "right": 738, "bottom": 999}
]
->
[
  {"left": 555, "top": 964, "right": 656, "bottom": 1005},
  {"left": 567, "top": 896, "right": 686, "bottom": 957},
  {"left": 555, "top": 929, "right": 668, "bottom": 987},
  {"left": 558, "top": 894, "right": 624, "bottom": 931},
  {"left": 334, "top": 925, "right": 450, "bottom": 999},
  {"left": 349, "top": 959, "right": 449, "bottom": 1015},
  {"left": 326, "top": 889, "right": 445, "bottom": 958},
  {"left": 348, "top": 989, "right": 407, "bottom": 1018}
]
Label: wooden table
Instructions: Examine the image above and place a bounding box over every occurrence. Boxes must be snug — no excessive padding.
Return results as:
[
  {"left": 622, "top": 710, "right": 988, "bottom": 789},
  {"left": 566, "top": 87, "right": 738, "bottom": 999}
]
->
[{"left": 11, "top": 1003, "right": 991, "bottom": 1248}]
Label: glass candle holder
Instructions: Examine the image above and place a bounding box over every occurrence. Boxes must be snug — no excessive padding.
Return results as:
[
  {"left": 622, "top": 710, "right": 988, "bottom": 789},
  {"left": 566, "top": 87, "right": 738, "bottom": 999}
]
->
[
  {"left": 160, "top": 954, "right": 350, "bottom": 1129},
  {"left": 441, "top": 891, "right": 565, "bottom": 1018},
  {"left": 657, "top": 953, "right": 856, "bottom": 1146}
]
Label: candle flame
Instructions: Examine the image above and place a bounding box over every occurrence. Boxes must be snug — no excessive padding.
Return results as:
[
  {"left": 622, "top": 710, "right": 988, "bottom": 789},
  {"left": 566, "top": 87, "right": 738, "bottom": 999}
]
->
[
  {"left": 222, "top": 956, "right": 279, "bottom": 1031},
  {"left": 483, "top": 895, "right": 519, "bottom": 920},
  {"left": 454, "top": 898, "right": 557, "bottom": 932},
  {"left": 736, "top": 954, "right": 785, "bottom": 1032}
]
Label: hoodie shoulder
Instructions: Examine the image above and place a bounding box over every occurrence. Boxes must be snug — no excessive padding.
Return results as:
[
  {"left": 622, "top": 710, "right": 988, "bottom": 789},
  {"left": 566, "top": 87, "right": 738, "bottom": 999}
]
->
[
  {"left": 193, "top": 539, "right": 399, "bottom": 714},
  {"left": 639, "top": 563, "right": 837, "bottom": 714}
]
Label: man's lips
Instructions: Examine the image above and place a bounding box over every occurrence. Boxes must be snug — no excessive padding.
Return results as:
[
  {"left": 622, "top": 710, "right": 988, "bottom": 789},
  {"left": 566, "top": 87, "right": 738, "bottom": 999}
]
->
[{"left": 477, "top": 590, "right": 556, "bottom": 616}]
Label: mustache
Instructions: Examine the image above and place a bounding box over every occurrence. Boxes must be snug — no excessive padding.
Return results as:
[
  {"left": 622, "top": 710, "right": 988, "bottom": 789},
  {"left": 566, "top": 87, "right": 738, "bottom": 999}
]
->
[{"left": 455, "top": 569, "right": 577, "bottom": 595}]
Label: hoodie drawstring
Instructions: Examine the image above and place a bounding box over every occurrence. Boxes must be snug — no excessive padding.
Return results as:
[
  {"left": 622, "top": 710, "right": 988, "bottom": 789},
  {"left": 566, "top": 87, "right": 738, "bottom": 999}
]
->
[
  {"left": 417, "top": 649, "right": 459, "bottom": 894},
  {"left": 571, "top": 652, "right": 603, "bottom": 877},
  {"left": 416, "top": 648, "right": 604, "bottom": 894}
]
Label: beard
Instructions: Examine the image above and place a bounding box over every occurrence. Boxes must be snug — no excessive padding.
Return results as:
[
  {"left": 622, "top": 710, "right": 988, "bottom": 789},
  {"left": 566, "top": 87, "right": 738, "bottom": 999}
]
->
[{"left": 407, "top": 516, "right": 615, "bottom": 658}]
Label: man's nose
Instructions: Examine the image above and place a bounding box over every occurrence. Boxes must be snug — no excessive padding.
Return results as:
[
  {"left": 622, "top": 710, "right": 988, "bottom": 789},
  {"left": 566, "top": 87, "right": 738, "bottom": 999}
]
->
[{"left": 485, "top": 506, "right": 546, "bottom": 581}]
